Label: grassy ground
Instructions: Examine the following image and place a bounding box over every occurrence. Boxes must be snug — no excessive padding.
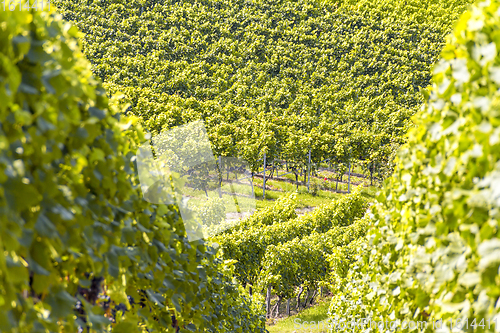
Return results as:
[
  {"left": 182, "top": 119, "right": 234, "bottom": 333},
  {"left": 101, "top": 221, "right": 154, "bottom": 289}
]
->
[
  {"left": 251, "top": 168, "right": 379, "bottom": 332},
  {"left": 185, "top": 167, "right": 380, "bottom": 216},
  {"left": 266, "top": 295, "right": 332, "bottom": 333},
  {"left": 249, "top": 170, "right": 378, "bottom": 332},
  {"left": 252, "top": 173, "right": 379, "bottom": 210},
  {"left": 252, "top": 177, "right": 341, "bottom": 210}
]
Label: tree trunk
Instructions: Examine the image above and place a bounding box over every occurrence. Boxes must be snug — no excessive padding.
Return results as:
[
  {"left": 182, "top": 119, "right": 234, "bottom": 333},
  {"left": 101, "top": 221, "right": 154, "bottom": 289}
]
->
[
  {"left": 271, "top": 302, "right": 278, "bottom": 318},
  {"left": 275, "top": 296, "right": 282, "bottom": 317},
  {"left": 309, "top": 289, "right": 317, "bottom": 306},
  {"left": 302, "top": 288, "right": 310, "bottom": 308},
  {"left": 286, "top": 299, "right": 290, "bottom": 317},
  {"left": 249, "top": 286, "right": 252, "bottom": 298},
  {"left": 296, "top": 286, "right": 303, "bottom": 311}
]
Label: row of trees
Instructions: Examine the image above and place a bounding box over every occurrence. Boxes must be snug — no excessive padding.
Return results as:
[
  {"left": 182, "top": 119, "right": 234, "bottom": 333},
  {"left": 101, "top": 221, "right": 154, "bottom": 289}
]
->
[
  {"left": 0, "top": 8, "right": 266, "bottom": 332},
  {"left": 328, "top": 0, "right": 500, "bottom": 331},
  {"left": 53, "top": 0, "right": 473, "bottom": 181},
  {"left": 215, "top": 191, "right": 368, "bottom": 298}
]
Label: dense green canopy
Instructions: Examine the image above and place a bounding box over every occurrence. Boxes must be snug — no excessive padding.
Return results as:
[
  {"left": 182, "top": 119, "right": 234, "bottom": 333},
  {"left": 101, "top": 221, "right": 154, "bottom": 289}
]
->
[
  {"left": 54, "top": 0, "right": 473, "bottom": 175},
  {"left": 329, "top": 0, "right": 500, "bottom": 329},
  {"left": 0, "top": 7, "right": 265, "bottom": 333}
]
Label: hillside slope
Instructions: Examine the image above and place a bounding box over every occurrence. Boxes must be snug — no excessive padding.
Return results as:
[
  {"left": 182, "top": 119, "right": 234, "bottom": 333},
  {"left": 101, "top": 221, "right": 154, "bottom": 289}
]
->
[
  {"left": 329, "top": 0, "right": 500, "bottom": 330},
  {"left": 53, "top": 0, "right": 473, "bottom": 174}
]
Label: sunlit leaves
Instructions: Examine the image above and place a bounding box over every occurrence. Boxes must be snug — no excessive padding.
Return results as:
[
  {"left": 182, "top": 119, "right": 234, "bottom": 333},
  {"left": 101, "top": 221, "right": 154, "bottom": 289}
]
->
[
  {"left": 329, "top": 1, "right": 500, "bottom": 331},
  {"left": 0, "top": 8, "right": 266, "bottom": 333},
  {"left": 52, "top": 0, "right": 472, "bottom": 178}
]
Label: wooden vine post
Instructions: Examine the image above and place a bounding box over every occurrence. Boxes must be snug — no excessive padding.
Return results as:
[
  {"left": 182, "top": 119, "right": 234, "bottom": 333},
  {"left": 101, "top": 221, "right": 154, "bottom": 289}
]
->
[
  {"left": 307, "top": 149, "right": 311, "bottom": 192},
  {"left": 348, "top": 146, "right": 352, "bottom": 193},
  {"left": 218, "top": 156, "right": 222, "bottom": 198},
  {"left": 266, "top": 285, "right": 272, "bottom": 318},
  {"left": 263, "top": 152, "right": 266, "bottom": 200},
  {"left": 250, "top": 176, "right": 255, "bottom": 197},
  {"left": 348, "top": 159, "right": 351, "bottom": 194}
]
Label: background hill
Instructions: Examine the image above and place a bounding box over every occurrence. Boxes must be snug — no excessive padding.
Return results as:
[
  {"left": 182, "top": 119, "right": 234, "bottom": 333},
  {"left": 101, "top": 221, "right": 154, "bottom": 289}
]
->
[{"left": 54, "top": 0, "right": 474, "bottom": 177}]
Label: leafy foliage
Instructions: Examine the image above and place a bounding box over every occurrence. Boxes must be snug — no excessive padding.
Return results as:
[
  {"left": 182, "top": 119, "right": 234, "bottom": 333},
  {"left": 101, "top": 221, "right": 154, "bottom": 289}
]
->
[
  {"left": 329, "top": 0, "right": 500, "bottom": 330},
  {"left": 215, "top": 190, "right": 368, "bottom": 287},
  {"left": 259, "top": 216, "right": 369, "bottom": 299},
  {"left": 53, "top": 0, "right": 473, "bottom": 178},
  {"left": 202, "top": 192, "right": 298, "bottom": 237},
  {"left": 194, "top": 197, "right": 226, "bottom": 227},
  {"left": 0, "top": 8, "right": 265, "bottom": 332}
]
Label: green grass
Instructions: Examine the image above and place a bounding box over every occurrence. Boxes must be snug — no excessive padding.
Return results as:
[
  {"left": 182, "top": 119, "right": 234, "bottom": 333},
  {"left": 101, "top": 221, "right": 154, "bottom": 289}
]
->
[
  {"left": 182, "top": 167, "right": 380, "bottom": 212},
  {"left": 252, "top": 177, "right": 342, "bottom": 210},
  {"left": 252, "top": 170, "right": 379, "bottom": 210},
  {"left": 360, "top": 185, "right": 380, "bottom": 199},
  {"left": 267, "top": 296, "right": 332, "bottom": 333}
]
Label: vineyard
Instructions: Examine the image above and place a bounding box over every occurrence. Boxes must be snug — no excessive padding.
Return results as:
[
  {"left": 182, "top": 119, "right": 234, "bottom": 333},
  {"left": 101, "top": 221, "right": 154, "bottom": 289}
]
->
[
  {"left": 1, "top": 0, "right": 500, "bottom": 332},
  {"left": 52, "top": 0, "right": 473, "bottom": 179}
]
